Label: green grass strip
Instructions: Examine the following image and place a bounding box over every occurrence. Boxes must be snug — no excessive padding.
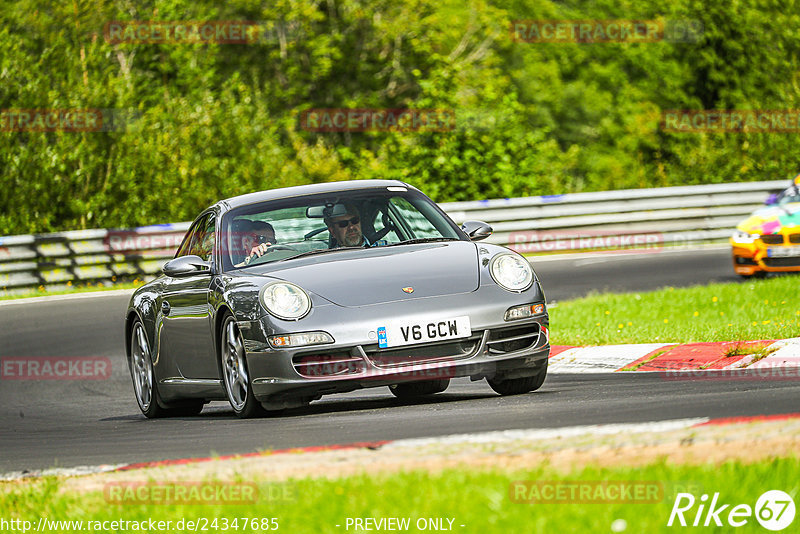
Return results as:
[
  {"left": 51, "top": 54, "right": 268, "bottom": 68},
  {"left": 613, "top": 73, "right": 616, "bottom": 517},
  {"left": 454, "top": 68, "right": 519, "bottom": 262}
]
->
[
  {"left": 2, "top": 457, "right": 798, "bottom": 533},
  {"left": 549, "top": 275, "right": 800, "bottom": 346}
]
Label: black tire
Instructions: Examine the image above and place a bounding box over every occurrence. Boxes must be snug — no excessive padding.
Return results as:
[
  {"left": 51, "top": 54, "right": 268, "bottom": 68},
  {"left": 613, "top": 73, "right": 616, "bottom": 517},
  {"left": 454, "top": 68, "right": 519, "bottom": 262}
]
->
[
  {"left": 129, "top": 319, "right": 169, "bottom": 418},
  {"left": 739, "top": 271, "right": 767, "bottom": 279},
  {"left": 487, "top": 361, "right": 548, "bottom": 396},
  {"left": 220, "top": 313, "right": 266, "bottom": 418},
  {"left": 389, "top": 379, "right": 450, "bottom": 398},
  {"left": 129, "top": 319, "right": 205, "bottom": 418}
]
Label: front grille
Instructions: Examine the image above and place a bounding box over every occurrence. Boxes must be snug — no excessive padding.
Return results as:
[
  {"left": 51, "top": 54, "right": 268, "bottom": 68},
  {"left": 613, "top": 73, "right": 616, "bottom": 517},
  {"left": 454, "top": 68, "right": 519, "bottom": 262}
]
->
[
  {"left": 364, "top": 335, "right": 482, "bottom": 368},
  {"left": 763, "top": 257, "right": 800, "bottom": 268},
  {"left": 760, "top": 234, "right": 784, "bottom": 244},
  {"left": 487, "top": 324, "right": 540, "bottom": 355},
  {"left": 789, "top": 234, "right": 800, "bottom": 244},
  {"left": 292, "top": 352, "right": 366, "bottom": 378}
]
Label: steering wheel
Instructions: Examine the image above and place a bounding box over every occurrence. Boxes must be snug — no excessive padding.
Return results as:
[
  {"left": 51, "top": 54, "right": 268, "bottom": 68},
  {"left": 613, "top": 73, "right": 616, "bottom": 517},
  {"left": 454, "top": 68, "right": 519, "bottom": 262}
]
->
[
  {"left": 243, "top": 244, "right": 298, "bottom": 265},
  {"left": 264, "top": 244, "right": 297, "bottom": 252},
  {"left": 304, "top": 227, "right": 328, "bottom": 240}
]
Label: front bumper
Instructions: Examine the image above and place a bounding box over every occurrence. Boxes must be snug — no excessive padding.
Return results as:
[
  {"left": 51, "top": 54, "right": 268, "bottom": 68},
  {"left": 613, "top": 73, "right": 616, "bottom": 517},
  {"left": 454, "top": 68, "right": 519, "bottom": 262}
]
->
[
  {"left": 239, "top": 287, "right": 549, "bottom": 405},
  {"left": 731, "top": 238, "right": 800, "bottom": 275}
]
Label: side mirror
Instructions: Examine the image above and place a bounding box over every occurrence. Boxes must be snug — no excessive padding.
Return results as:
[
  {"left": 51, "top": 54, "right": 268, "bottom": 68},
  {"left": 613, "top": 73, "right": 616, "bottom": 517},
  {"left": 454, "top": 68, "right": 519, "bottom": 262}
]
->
[
  {"left": 765, "top": 193, "right": 779, "bottom": 205},
  {"left": 163, "top": 255, "right": 212, "bottom": 277},
  {"left": 460, "top": 220, "right": 493, "bottom": 241}
]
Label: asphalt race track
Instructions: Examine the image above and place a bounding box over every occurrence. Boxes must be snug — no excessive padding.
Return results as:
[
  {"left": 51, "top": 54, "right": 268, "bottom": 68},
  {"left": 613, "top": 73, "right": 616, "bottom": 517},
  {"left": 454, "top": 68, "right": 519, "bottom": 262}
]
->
[{"left": 2, "top": 246, "right": 797, "bottom": 473}]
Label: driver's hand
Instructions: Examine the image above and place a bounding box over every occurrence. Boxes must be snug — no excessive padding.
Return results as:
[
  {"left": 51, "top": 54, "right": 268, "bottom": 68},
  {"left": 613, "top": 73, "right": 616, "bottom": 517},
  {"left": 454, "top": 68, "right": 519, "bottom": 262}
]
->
[{"left": 244, "top": 242, "right": 272, "bottom": 264}]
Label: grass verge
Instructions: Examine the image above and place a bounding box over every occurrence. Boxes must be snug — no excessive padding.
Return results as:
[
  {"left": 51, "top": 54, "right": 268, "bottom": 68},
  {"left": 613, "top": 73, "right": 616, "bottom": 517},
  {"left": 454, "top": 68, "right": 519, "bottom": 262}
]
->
[
  {"left": 0, "top": 281, "right": 146, "bottom": 301},
  {"left": 2, "top": 458, "right": 797, "bottom": 533},
  {"left": 549, "top": 275, "right": 800, "bottom": 346}
]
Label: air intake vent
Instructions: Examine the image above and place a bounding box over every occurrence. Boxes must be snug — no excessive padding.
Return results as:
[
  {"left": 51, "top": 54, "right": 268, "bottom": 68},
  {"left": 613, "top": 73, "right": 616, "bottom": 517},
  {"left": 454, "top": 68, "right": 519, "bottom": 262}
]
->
[
  {"left": 763, "top": 258, "right": 800, "bottom": 268},
  {"left": 487, "top": 324, "right": 540, "bottom": 355},
  {"left": 364, "top": 336, "right": 481, "bottom": 368},
  {"left": 292, "top": 352, "right": 366, "bottom": 378},
  {"left": 761, "top": 234, "right": 784, "bottom": 244}
]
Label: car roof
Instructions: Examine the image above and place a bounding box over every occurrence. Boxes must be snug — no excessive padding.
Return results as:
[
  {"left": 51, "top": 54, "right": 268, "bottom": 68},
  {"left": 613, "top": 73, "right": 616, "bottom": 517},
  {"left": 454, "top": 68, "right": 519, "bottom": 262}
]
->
[{"left": 214, "top": 180, "right": 417, "bottom": 211}]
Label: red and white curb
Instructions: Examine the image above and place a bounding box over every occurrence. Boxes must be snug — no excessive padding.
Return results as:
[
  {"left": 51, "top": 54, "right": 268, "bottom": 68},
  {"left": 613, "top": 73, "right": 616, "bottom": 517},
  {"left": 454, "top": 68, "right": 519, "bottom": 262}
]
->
[
  {"left": 5, "top": 413, "right": 800, "bottom": 481},
  {"left": 549, "top": 337, "right": 800, "bottom": 373}
]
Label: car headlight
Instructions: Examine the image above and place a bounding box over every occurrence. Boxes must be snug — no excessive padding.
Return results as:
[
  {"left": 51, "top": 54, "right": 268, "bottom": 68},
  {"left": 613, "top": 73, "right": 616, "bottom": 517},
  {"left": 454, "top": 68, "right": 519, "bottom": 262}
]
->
[
  {"left": 490, "top": 253, "right": 534, "bottom": 292},
  {"left": 731, "top": 230, "right": 760, "bottom": 244},
  {"left": 260, "top": 282, "right": 311, "bottom": 320}
]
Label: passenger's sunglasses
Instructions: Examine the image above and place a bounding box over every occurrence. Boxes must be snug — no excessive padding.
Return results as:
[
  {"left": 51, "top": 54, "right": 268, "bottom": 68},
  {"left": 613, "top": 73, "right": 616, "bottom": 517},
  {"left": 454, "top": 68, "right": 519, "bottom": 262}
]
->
[
  {"left": 244, "top": 233, "right": 273, "bottom": 244},
  {"left": 332, "top": 217, "right": 360, "bottom": 228}
]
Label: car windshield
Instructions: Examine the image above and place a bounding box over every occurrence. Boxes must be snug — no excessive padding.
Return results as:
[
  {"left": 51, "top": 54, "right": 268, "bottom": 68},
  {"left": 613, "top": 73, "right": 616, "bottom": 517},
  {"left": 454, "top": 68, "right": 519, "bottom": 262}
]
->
[
  {"left": 221, "top": 187, "right": 464, "bottom": 271},
  {"left": 778, "top": 184, "right": 800, "bottom": 205}
]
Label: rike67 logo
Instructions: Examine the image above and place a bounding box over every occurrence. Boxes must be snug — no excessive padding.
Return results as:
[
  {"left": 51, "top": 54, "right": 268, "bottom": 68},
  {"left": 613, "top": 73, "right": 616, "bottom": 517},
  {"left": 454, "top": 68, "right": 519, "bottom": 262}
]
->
[{"left": 668, "top": 490, "right": 795, "bottom": 531}]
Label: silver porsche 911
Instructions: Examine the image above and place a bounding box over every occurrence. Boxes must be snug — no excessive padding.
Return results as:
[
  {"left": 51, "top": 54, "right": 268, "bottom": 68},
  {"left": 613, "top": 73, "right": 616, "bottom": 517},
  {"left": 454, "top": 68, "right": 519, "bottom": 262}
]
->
[{"left": 125, "top": 180, "right": 550, "bottom": 418}]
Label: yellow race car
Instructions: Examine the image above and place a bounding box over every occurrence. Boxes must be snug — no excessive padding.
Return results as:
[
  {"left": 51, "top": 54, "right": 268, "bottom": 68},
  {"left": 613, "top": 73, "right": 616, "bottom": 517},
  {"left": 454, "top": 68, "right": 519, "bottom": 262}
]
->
[{"left": 731, "top": 175, "right": 800, "bottom": 278}]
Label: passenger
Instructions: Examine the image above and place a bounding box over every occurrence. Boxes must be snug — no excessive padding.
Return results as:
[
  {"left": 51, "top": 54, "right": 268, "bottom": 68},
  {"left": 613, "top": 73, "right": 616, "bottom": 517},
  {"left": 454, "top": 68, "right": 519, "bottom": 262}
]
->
[{"left": 234, "top": 220, "right": 276, "bottom": 266}]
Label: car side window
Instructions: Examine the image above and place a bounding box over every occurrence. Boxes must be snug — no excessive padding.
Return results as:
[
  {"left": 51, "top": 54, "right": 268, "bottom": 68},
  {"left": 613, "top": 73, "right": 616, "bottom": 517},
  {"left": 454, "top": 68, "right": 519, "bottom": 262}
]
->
[
  {"left": 390, "top": 197, "right": 441, "bottom": 239},
  {"left": 189, "top": 214, "right": 216, "bottom": 262},
  {"left": 780, "top": 186, "right": 800, "bottom": 204},
  {"left": 175, "top": 223, "right": 199, "bottom": 258}
]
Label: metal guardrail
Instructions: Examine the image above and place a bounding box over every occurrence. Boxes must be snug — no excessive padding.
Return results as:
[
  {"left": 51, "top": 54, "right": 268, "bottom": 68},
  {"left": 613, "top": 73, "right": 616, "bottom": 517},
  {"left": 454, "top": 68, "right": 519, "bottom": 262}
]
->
[
  {"left": 0, "top": 180, "right": 787, "bottom": 295},
  {"left": 444, "top": 180, "right": 787, "bottom": 252},
  {"left": 0, "top": 223, "right": 190, "bottom": 295}
]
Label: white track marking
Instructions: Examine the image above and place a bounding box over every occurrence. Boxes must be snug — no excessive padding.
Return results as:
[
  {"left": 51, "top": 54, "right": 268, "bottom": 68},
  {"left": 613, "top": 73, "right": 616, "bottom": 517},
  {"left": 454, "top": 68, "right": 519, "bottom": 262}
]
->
[
  {"left": 0, "top": 463, "right": 125, "bottom": 481},
  {"left": 548, "top": 343, "right": 673, "bottom": 373},
  {"left": 383, "top": 418, "right": 709, "bottom": 449}
]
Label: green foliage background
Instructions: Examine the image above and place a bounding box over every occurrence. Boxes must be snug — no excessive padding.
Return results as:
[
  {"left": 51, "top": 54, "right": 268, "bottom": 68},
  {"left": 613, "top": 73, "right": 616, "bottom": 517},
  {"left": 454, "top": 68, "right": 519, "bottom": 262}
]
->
[{"left": 1, "top": 0, "right": 798, "bottom": 234}]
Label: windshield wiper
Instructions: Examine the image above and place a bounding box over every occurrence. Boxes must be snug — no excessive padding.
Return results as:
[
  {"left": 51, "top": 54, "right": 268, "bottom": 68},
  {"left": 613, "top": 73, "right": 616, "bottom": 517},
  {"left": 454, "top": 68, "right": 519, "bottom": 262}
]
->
[{"left": 387, "top": 237, "right": 459, "bottom": 246}]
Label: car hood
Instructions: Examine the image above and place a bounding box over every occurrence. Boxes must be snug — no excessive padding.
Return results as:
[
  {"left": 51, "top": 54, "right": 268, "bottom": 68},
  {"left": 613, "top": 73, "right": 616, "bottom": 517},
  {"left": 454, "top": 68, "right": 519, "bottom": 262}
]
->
[
  {"left": 253, "top": 241, "right": 480, "bottom": 307},
  {"left": 736, "top": 202, "right": 800, "bottom": 234}
]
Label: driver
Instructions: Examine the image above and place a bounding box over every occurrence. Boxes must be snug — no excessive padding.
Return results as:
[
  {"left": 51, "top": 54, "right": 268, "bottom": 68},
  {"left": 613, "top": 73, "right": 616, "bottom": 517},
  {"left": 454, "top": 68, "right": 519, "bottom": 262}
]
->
[
  {"left": 324, "top": 203, "right": 390, "bottom": 248},
  {"left": 234, "top": 220, "right": 276, "bottom": 266},
  {"left": 325, "top": 203, "right": 369, "bottom": 248}
]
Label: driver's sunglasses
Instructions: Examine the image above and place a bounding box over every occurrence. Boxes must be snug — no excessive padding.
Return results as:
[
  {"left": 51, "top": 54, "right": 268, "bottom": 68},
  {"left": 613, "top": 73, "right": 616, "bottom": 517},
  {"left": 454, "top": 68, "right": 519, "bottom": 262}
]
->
[
  {"left": 256, "top": 234, "right": 274, "bottom": 244},
  {"left": 333, "top": 216, "right": 360, "bottom": 228}
]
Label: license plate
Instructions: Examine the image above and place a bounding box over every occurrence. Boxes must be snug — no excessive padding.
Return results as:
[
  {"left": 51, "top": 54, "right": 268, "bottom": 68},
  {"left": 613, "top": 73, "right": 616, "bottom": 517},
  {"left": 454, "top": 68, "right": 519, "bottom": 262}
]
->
[
  {"left": 377, "top": 315, "right": 471, "bottom": 349},
  {"left": 767, "top": 247, "right": 800, "bottom": 257}
]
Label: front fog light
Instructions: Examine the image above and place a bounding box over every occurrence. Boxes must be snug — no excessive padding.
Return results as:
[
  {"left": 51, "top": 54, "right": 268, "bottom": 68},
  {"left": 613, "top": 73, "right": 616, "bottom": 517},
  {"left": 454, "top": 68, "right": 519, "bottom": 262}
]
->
[
  {"left": 504, "top": 303, "right": 545, "bottom": 321},
  {"left": 269, "top": 331, "right": 334, "bottom": 348}
]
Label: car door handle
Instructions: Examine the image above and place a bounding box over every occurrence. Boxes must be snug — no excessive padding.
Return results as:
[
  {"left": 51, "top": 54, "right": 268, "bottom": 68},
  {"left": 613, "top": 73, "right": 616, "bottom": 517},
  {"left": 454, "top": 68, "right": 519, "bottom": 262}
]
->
[{"left": 161, "top": 301, "right": 171, "bottom": 316}]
